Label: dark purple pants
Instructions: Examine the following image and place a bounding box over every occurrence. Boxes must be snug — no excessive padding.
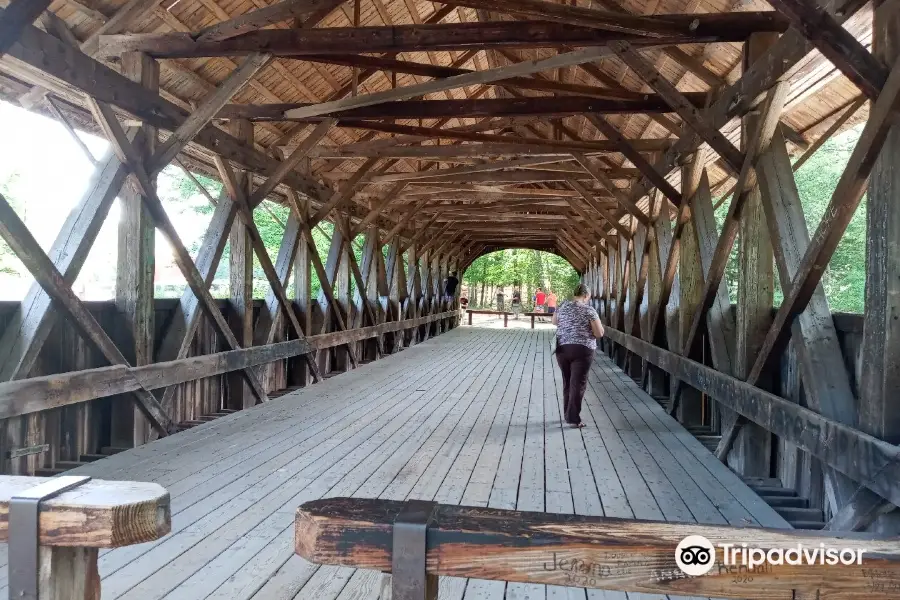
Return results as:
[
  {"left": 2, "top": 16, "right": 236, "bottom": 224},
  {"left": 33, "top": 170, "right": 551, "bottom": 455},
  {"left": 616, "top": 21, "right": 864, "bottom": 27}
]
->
[{"left": 555, "top": 343, "right": 594, "bottom": 424}]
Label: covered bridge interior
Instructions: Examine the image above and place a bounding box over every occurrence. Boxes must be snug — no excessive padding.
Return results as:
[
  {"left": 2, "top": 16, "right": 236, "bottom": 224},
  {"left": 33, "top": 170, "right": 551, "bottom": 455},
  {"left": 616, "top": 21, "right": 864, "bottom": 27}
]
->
[{"left": 0, "top": 0, "right": 896, "bottom": 595}]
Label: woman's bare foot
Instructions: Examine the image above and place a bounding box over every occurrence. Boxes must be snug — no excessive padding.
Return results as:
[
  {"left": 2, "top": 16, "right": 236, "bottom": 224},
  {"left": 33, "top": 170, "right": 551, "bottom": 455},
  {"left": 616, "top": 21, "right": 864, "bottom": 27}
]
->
[{"left": 567, "top": 421, "right": 586, "bottom": 429}]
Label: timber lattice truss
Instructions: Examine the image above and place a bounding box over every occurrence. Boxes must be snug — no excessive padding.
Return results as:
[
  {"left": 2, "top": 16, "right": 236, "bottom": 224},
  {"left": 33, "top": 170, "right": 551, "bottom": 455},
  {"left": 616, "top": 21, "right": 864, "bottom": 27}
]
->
[{"left": 0, "top": 0, "right": 896, "bottom": 534}]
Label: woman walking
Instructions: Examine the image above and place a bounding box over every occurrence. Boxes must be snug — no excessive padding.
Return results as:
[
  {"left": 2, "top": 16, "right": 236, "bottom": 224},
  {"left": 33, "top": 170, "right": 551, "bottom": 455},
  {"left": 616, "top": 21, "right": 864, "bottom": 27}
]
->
[{"left": 552, "top": 284, "right": 605, "bottom": 428}]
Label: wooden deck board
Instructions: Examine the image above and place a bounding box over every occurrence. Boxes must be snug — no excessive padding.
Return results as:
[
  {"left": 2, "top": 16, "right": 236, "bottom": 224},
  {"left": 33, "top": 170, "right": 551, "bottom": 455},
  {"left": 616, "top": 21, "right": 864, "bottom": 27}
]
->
[{"left": 0, "top": 327, "right": 789, "bottom": 600}]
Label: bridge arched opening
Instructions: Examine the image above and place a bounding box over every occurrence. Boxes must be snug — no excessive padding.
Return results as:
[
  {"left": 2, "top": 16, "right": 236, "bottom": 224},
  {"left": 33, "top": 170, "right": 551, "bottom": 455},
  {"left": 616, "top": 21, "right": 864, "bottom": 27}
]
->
[{"left": 461, "top": 248, "right": 579, "bottom": 310}]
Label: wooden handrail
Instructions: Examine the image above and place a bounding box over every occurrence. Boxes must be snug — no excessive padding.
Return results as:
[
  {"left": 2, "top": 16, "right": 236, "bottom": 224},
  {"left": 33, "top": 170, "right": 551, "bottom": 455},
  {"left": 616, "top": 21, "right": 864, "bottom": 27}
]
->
[
  {"left": 0, "top": 475, "right": 170, "bottom": 599},
  {"left": 601, "top": 326, "right": 900, "bottom": 508},
  {"left": 0, "top": 310, "right": 458, "bottom": 421},
  {"left": 296, "top": 497, "right": 900, "bottom": 599}
]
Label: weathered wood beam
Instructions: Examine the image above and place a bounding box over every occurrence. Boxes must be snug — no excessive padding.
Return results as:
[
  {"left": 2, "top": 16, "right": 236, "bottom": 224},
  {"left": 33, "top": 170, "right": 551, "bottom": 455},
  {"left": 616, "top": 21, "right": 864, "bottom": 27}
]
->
[
  {"left": 1, "top": 11, "right": 335, "bottom": 203},
  {"left": 844, "top": 3, "right": 900, "bottom": 532},
  {"left": 611, "top": 41, "right": 745, "bottom": 175},
  {"left": 580, "top": 117, "right": 681, "bottom": 208},
  {"left": 113, "top": 51, "right": 157, "bottom": 446},
  {"left": 301, "top": 53, "right": 662, "bottom": 101},
  {"left": 0, "top": 152, "right": 129, "bottom": 381},
  {"left": 89, "top": 99, "right": 269, "bottom": 405},
  {"left": 218, "top": 158, "right": 325, "bottom": 381},
  {"left": 309, "top": 157, "right": 379, "bottom": 226},
  {"left": 195, "top": 0, "right": 347, "bottom": 42},
  {"left": 764, "top": 0, "right": 887, "bottom": 99},
  {"left": 784, "top": 100, "right": 862, "bottom": 171},
  {"left": 606, "top": 327, "right": 900, "bottom": 509},
  {"left": 679, "top": 83, "right": 789, "bottom": 362},
  {"left": 79, "top": 0, "right": 163, "bottom": 57},
  {"left": 312, "top": 146, "right": 665, "bottom": 162},
  {"left": 0, "top": 311, "right": 456, "bottom": 417},
  {"left": 249, "top": 118, "right": 336, "bottom": 206},
  {"left": 332, "top": 121, "right": 671, "bottom": 156},
  {"left": 563, "top": 182, "right": 625, "bottom": 241},
  {"left": 224, "top": 96, "right": 709, "bottom": 122},
  {"left": 756, "top": 129, "right": 883, "bottom": 529},
  {"left": 621, "top": 0, "right": 872, "bottom": 215},
  {"left": 371, "top": 157, "right": 571, "bottom": 182},
  {"left": 280, "top": 46, "right": 643, "bottom": 121},
  {"left": 150, "top": 53, "right": 270, "bottom": 171},
  {"left": 353, "top": 181, "right": 408, "bottom": 235},
  {"left": 746, "top": 52, "right": 900, "bottom": 385},
  {"left": 297, "top": 497, "right": 900, "bottom": 598},
  {"left": 0, "top": 193, "right": 173, "bottom": 436},
  {"left": 97, "top": 15, "right": 787, "bottom": 59},
  {"left": 0, "top": 0, "right": 52, "bottom": 57},
  {"left": 433, "top": 0, "right": 788, "bottom": 36},
  {"left": 45, "top": 95, "right": 99, "bottom": 165},
  {"left": 302, "top": 218, "right": 359, "bottom": 367}
]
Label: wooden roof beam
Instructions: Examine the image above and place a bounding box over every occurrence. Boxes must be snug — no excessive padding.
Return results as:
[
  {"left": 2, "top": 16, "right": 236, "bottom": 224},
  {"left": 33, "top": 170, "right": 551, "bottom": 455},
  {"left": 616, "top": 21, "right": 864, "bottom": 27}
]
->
[
  {"left": 330, "top": 120, "right": 672, "bottom": 155},
  {"left": 434, "top": 0, "right": 787, "bottom": 37},
  {"left": 195, "top": 0, "right": 347, "bottom": 43},
  {"left": 0, "top": 0, "right": 52, "bottom": 57},
  {"left": 218, "top": 96, "right": 711, "bottom": 122},
  {"left": 276, "top": 46, "right": 636, "bottom": 122},
  {"left": 300, "top": 53, "right": 695, "bottom": 101},
  {"left": 765, "top": 0, "right": 886, "bottom": 100},
  {"left": 306, "top": 143, "right": 667, "bottom": 160},
  {"left": 620, "top": 0, "right": 872, "bottom": 214},
  {"left": 97, "top": 15, "right": 789, "bottom": 60},
  {"left": 611, "top": 41, "right": 745, "bottom": 176}
]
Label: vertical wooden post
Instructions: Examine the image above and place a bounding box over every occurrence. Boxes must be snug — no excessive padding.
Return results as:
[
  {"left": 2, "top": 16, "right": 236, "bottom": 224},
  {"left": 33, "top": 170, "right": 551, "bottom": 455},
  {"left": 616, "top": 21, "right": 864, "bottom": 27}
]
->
[
  {"left": 292, "top": 193, "right": 312, "bottom": 386},
  {"left": 335, "top": 220, "right": 352, "bottom": 370},
  {"left": 114, "top": 51, "right": 158, "bottom": 447},
  {"left": 859, "top": 6, "right": 900, "bottom": 533},
  {"left": 606, "top": 244, "right": 617, "bottom": 329},
  {"left": 38, "top": 546, "right": 101, "bottom": 600},
  {"left": 386, "top": 237, "right": 403, "bottom": 352},
  {"left": 407, "top": 243, "right": 421, "bottom": 345},
  {"left": 677, "top": 162, "right": 705, "bottom": 426},
  {"left": 732, "top": 32, "right": 777, "bottom": 476},
  {"left": 227, "top": 119, "right": 254, "bottom": 409}
]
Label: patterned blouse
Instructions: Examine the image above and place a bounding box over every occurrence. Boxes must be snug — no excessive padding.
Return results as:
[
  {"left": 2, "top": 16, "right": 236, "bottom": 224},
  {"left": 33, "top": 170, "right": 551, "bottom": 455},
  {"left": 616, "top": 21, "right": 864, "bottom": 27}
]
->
[{"left": 555, "top": 300, "right": 601, "bottom": 350}]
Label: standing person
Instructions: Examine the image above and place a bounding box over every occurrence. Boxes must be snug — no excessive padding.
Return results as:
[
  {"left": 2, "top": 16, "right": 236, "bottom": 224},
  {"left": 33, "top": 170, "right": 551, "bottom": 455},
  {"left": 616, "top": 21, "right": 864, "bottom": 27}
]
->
[
  {"left": 444, "top": 272, "right": 459, "bottom": 303},
  {"left": 511, "top": 289, "right": 522, "bottom": 319},
  {"left": 547, "top": 290, "right": 558, "bottom": 316},
  {"left": 552, "top": 283, "right": 604, "bottom": 428},
  {"left": 535, "top": 287, "right": 546, "bottom": 311},
  {"left": 496, "top": 289, "right": 505, "bottom": 313}
]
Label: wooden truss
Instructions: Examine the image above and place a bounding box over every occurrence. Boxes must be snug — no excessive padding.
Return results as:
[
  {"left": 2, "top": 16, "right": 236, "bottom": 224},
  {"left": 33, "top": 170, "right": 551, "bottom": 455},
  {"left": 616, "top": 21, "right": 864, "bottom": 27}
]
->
[{"left": 0, "top": 0, "right": 895, "bottom": 535}]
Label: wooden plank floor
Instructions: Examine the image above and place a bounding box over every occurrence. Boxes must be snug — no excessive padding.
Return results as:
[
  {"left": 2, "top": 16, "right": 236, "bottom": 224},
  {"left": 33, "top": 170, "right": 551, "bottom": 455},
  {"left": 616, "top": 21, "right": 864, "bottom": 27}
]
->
[{"left": 0, "top": 325, "right": 790, "bottom": 599}]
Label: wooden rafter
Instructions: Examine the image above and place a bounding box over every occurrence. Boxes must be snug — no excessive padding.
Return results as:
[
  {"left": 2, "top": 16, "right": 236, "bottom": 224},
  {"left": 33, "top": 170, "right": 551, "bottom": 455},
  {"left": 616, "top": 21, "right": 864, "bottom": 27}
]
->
[{"left": 97, "top": 15, "right": 788, "bottom": 60}]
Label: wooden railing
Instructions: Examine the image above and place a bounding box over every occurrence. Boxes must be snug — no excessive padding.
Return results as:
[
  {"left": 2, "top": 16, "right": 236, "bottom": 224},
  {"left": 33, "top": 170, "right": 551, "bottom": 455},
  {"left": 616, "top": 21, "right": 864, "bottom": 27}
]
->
[
  {"left": 602, "top": 326, "right": 900, "bottom": 509},
  {"left": 0, "top": 310, "right": 459, "bottom": 423},
  {"left": 296, "top": 497, "right": 900, "bottom": 599},
  {"left": 0, "top": 475, "right": 170, "bottom": 599}
]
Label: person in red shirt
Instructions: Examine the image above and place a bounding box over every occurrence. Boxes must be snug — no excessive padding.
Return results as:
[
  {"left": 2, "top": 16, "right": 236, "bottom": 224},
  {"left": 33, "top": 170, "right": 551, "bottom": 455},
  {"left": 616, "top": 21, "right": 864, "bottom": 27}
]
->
[{"left": 535, "top": 288, "right": 546, "bottom": 310}]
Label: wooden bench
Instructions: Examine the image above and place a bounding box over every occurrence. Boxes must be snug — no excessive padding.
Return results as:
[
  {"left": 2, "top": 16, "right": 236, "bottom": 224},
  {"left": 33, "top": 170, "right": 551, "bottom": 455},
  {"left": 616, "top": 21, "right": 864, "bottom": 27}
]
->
[
  {"left": 296, "top": 497, "right": 900, "bottom": 599},
  {"left": 1, "top": 475, "right": 170, "bottom": 599},
  {"left": 465, "top": 309, "right": 512, "bottom": 327},
  {"left": 523, "top": 311, "right": 551, "bottom": 328}
]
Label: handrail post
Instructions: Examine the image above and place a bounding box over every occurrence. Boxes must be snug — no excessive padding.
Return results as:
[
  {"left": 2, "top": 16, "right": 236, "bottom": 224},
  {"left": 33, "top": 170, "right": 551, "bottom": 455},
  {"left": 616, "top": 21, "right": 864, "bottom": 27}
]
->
[
  {"left": 9, "top": 476, "right": 93, "bottom": 600},
  {"left": 391, "top": 500, "right": 438, "bottom": 600},
  {"left": 0, "top": 476, "right": 171, "bottom": 600}
]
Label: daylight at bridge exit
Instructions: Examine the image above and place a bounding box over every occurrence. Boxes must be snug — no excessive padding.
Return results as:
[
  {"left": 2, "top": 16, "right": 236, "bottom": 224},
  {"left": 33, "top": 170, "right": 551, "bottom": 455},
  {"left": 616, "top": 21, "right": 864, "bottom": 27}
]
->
[{"left": 0, "top": 0, "right": 898, "bottom": 597}]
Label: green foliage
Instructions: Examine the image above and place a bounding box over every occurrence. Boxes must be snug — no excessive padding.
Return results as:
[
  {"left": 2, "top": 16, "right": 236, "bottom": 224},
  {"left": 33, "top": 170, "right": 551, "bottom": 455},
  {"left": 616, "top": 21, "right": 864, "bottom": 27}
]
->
[
  {"left": 462, "top": 249, "right": 580, "bottom": 307},
  {"left": 708, "top": 125, "right": 866, "bottom": 313},
  {"left": 792, "top": 126, "right": 866, "bottom": 313}
]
